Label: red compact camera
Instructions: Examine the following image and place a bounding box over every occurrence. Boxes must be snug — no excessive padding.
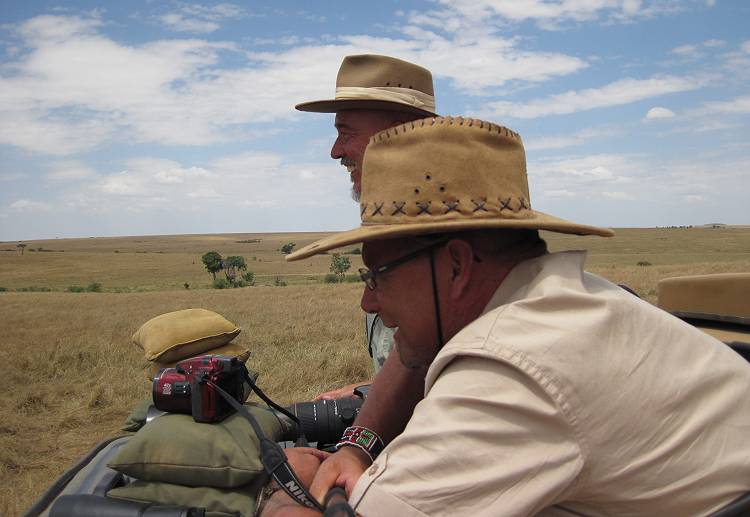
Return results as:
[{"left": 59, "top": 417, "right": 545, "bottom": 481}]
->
[{"left": 152, "top": 355, "right": 249, "bottom": 423}]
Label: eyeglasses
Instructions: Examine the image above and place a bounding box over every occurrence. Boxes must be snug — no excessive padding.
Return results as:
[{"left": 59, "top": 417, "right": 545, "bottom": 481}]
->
[{"left": 358, "top": 239, "right": 449, "bottom": 291}]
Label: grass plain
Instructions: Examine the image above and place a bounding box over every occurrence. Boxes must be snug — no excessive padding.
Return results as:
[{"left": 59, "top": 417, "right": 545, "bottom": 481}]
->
[{"left": 1, "top": 227, "right": 749, "bottom": 515}]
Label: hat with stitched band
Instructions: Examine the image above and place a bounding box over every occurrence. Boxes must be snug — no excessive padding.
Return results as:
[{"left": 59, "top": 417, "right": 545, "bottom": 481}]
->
[
  {"left": 287, "top": 116, "right": 613, "bottom": 261},
  {"left": 295, "top": 54, "right": 437, "bottom": 117}
]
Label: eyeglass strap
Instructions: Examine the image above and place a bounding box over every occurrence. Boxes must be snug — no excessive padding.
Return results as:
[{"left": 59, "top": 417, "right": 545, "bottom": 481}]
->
[{"left": 428, "top": 248, "right": 445, "bottom": 348}]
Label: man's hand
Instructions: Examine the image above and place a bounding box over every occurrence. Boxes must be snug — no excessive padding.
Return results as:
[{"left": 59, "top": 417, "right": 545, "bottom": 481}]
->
[
  {"left": 284, "top": 447, "right": 330, "bottom": 488},
  {"left": 261, "top": 448, "right": 330, "bottom": 517},
  {"left": 313, "top": 381, "right": 371, "bottom": 401},
  {"left": 309, "top": 445, "right": 372, "bottom": 503}
]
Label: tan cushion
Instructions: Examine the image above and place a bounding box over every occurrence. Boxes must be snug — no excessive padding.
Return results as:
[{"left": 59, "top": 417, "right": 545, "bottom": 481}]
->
[{"left": 133, "top": 309, "right": 241, "bottom": 363}]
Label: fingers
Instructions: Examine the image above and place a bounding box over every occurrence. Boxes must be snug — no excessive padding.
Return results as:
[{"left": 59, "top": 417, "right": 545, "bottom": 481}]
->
[{"left": 310, "top": 459, "right": 342, "bottom": 503}]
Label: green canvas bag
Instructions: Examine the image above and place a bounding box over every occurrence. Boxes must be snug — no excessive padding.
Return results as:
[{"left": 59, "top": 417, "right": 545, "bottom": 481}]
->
[{"left": 109, "top": 403, "right": 283, "bottom": 489}]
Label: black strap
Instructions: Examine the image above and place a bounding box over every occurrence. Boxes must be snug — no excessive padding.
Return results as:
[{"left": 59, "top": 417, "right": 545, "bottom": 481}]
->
[
  {"left": 323, "top": 487, "right": 355, "bottom": 517},
  {"left": 205, "top": 378, "right": 323, "bottom": 512},
  {"left": 428, "top": 248, "right": 445, "bottom": 348}
]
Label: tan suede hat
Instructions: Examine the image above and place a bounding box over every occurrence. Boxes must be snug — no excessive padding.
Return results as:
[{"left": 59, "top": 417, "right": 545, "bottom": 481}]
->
[
  {"left": 658, "top": 273, "right": 750, "bottom": 345},
  {"left": 287, "top": 116, "right": 614, "bottom": 261},
  {"left": 295, "top": 54, "right": 437, "bottom": 117}
]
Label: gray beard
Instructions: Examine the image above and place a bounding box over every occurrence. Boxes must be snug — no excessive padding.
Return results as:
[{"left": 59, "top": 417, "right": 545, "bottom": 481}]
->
[{"left": 351, "top": 185, "right": 360, "bottom": 203}]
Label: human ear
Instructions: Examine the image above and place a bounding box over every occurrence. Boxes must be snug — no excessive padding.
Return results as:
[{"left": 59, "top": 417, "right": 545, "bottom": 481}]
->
[{"left": 444, "top": 239, "right": 475, "bottom": 300}]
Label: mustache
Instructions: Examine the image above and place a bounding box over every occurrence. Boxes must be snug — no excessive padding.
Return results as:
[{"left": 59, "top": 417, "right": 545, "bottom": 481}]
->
[{"left": 340, "top": 157, "right": 356, "bottom": 167}]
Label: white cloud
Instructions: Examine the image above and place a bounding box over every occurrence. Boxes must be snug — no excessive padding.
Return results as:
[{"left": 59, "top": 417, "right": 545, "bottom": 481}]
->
[
  {"left": 159, "top": 3, "right": 245, "bottom": 34},
  {"left": 742, "top": 41, "right": 750, "bottom": 53},
  {"left": 0, "top": 172, "right": 27, "bottom": 182},
  {"left": 9, "top": 199, "right": 50, "bottom": 211},
  {"left": 525, "top": 127, "right": 618, "bottom": 151},
  {"left": 430, "top": 0, "right": 681, "bottom": 30},
  {"left": 703, "top": 39, "right": 725, "bottom": 48},
  {"left": 683, "top": 194, "right": 705, "bottom": 203},
  {"left": 45, "top": 160, "right": 98, "bottom": 181},
  {"left": 671, "top": 44, "right": 698, "bottom": 56},
  {"left": 645, "top": 106, "right": 675, "bottom": 120},
  {"left": 603, "top": 191, "right": 634, "bottom": 200},
  {"left": 544, "top": 189, "right": 576, "bottom": 198},
  {"left": 0, "top": 11, "right": 593, "bottom": 155},
  {"left": 697, "top": 95, "right": 750, "bottom": 115},
  {"left": 485, "top": 76, "right": 704, "bottom": 119}
]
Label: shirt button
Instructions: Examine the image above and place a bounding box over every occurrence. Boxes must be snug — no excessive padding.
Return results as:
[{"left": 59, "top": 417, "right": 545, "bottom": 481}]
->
[{"left": 368, "top": 464, "right": 378, "bottom": 476}]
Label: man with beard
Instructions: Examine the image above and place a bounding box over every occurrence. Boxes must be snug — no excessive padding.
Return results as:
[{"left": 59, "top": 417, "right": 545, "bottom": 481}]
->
[{"left": 293, "top": 55, "right": 440, "bottom": 494}]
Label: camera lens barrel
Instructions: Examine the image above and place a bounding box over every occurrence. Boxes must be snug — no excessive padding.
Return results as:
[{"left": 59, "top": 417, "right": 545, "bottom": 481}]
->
[{"left": 283, "top": 397, "right": 364, "bottom": 446}]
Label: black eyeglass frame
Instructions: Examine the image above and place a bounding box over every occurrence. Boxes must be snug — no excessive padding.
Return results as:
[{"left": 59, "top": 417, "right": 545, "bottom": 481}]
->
[{"left": 358, "top": 238, "right": 450, "bottom": 291}]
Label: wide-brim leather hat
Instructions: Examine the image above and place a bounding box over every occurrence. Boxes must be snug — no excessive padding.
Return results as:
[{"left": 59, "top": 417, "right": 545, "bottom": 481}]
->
[
  {"left": 295, "top": 54, "right": 437, "bottom": 117},
  {"left": 287, "top": 116, "right": 613, "bottom": 261}
]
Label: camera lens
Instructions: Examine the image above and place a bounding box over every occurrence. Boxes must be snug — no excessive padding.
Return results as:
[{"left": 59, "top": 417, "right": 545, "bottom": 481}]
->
[{"left": 283, "top": 397, "right": 363, "bottom": 445}]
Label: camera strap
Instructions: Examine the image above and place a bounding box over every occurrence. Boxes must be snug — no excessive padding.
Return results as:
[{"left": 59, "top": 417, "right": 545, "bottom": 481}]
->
[{"left": 205, "top": 377, "right": 324, "bottom": 513}]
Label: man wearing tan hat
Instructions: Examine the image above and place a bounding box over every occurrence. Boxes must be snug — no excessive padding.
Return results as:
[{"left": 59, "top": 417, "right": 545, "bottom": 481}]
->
[
  {"left": 295, "top": 54, "right": 440, "bottom": 475},
  {"left": 260, "top": 117, "right": 750, "bottom": 516}
]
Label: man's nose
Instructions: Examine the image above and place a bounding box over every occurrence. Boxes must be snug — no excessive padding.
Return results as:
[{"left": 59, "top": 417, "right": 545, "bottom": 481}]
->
[
  {"left": 330, "top": 136, "right": 344, "bottom": 160},
  {"left": 361, "top": 285, "right": 378, "bottom": 314}
]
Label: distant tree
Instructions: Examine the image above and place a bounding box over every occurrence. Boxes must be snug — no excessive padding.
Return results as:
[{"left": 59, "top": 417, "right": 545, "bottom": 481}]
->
[
  {"left": 223, "top": 256, "right": 247, "bottom": 284},
  {"left": 330, "top": 253, "right": 351, "bottom": 281},
  {"left": 242, "top": 271, "right": 255, "bottom": 286},
  {"left": 201, "top": 251, "right": 223, "bottom": 280},
  {"left": 17, "top": 243, "right": 26, "bottom": 255},
  {"left": 280, "top": 242, "right": 296, "bottom": 255}
]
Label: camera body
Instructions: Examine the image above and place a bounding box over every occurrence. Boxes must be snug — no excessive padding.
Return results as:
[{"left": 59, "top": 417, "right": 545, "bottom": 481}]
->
[{"left": 153, "top": 355, "right": 248, "bottom": 423}]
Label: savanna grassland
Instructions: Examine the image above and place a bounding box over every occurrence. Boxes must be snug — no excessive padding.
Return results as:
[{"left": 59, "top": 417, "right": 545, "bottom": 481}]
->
[{"left": 1, "top": 227, "right": 749, "bottom": 516}]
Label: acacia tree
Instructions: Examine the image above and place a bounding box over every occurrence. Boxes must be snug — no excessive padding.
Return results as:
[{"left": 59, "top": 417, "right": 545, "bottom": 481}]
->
[
  {"left": 17, "top": 243, "right": 26, "bottom": 255},
  {"left": 330, "top": 253, "right": 351, "bottom": 281},
  {"left": 223, "top": 256, "right": 247, "bottom": 284},
  {"left": 280, "top": 242, "right": 296, "bottom": 254},
  {"left": 201, "top": 251, "right": 223, "bottom": 280}
]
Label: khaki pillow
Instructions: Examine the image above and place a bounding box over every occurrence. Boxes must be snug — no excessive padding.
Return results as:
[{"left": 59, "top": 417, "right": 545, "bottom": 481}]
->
[
  {"left": 108, "top": 403, "right": 282, "bottom": 488},
  {"left": 107, "top": 476, "right": 265, "bottom": 517},
  {"left": 133, "top": 309, "right": 241, "bottom": 363}
]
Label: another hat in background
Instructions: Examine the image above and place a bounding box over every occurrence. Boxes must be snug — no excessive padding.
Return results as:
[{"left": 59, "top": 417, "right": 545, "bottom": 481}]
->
[
  {"left": 295, "top": 54, "right": 437, "bottom": 117},
  {"left": 287, "top": 116, "right": 613, "bottom": 261}
]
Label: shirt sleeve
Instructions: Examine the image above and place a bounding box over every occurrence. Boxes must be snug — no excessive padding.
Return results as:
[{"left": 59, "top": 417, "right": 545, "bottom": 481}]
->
[{"left": 350, "top": 355, "right": 584, "bottom": 517}]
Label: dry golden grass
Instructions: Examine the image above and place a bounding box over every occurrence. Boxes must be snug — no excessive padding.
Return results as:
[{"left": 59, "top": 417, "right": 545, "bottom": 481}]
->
[
  {"left": 0, "top": 232, "right": 362, "bottom": 290},
  {"left": 0, "top": 227, "right": 748, "bottom": 515}
]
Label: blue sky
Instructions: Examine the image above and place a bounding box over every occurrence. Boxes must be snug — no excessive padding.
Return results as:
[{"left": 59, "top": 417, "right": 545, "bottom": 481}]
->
[{"left": 0, "top": 0, "right": 748, "bottom": 241}]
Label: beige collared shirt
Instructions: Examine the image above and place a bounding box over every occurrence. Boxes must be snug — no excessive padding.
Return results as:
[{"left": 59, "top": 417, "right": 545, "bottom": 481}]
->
[{"left": 350, "top": 251, "right": 750, "bottom": 516}]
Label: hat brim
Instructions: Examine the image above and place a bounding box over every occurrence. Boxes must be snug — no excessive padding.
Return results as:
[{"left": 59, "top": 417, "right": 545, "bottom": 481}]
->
[
  {"left": 295, "top": 99, "right": 437, "bottom": 117},
  {"left": 287, "top": 211, "right": 614, "bottom": 261}
]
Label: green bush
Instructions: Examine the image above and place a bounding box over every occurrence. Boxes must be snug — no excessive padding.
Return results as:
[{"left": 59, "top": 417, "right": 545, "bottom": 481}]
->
[
  {"left": 345, "top": 274, "right": 361, "bottom": 283},
  {"left": 17, "top": 286, "right": 53, "bottom": 292},
  {"left": 86, "top": 282, "right": 103, "bottom": 292},
  {"left": 213, "top": 278, "right": 231, "bottom": 289},
  {"left": 637, "top": 261, "right": 652, "bottom": 267},
  {"left": 347, "top": 247, "right": 362, "bottom": 255},
  {"left": 0, "top": 287, "right": 7, "bottom": 292},
  {"left": 242, "top": 271, "right": 255, "bottom": 285},
  {"left": 274, "top": 276, "right": 287, "bottom": 287},
  {"left": 67, "top": 286, "right": 86, "bottom": 293},
  {"left": 324, "top": 273, "right": 339, "bottom": 283}
]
